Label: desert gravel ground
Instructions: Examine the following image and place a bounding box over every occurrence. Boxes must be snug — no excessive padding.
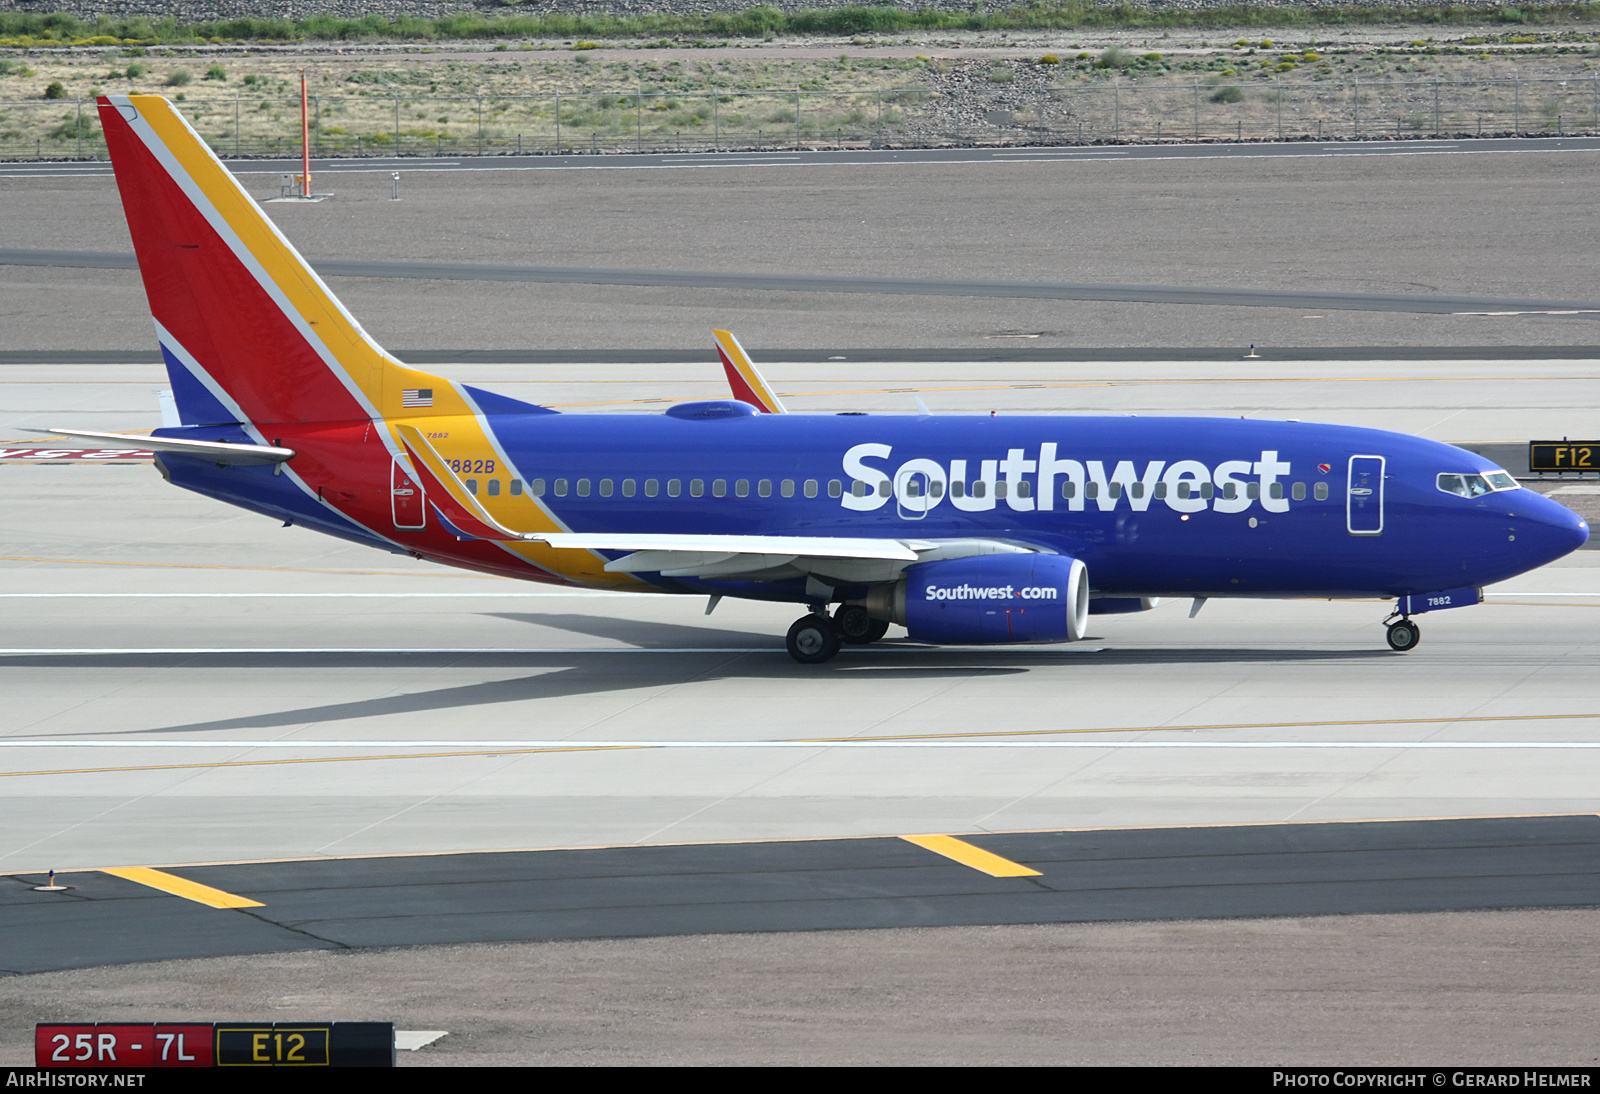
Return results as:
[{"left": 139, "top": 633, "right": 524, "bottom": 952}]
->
[{"left": 4, "top": 910, "right": 1599, "bottom": 1066}]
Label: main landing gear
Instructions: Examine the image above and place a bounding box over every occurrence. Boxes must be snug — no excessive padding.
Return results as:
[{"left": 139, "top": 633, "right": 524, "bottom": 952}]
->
[
  {"left": 785, "top": 605, "right": 890, "bottom": 664},
  {"left": 1385, "top": 617, "right": 1421, "bottom": 652},
  {"left": 835, "top": 604, "right": 890, "bottom": 645},
  {"left": 786, "top": 613, "right": 842, "bottom": 664}
]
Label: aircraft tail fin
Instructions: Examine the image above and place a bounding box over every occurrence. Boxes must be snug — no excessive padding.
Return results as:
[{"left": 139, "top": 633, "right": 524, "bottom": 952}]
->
[
  {"left": 714, "top": 329, "right": 786, "bottom": 414},
  {"left": 97, "top": 94, "right": 458, "bottom": 427}
]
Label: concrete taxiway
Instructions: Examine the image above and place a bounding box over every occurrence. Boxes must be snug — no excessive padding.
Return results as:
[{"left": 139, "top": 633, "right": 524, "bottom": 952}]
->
[{"left": 1, "top": 357, "right": 1596, "bottom": 883}]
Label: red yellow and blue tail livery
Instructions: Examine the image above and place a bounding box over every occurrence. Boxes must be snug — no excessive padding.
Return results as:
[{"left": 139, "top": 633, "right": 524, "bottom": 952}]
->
[{"left": 49, "top": 96, "right": 1590, "bottom": 663}]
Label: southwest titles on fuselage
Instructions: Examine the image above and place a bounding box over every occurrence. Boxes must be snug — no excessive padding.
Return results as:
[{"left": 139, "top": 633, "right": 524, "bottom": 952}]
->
[{"left": 841, "top": 442, "right": 1296, "bottom": 514}]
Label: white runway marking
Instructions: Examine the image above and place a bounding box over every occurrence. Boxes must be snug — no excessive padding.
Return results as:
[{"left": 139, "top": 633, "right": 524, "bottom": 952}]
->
[
  {"left": 993, "top": 150, "right": 1128, "bottom": 156},
  {"left": 2, "top": 738, "right": 1599, "bottom": 750},
  {"left": 661, "top": 155, "right": 802, "bottom": 162},
  {"left": 0, "top": 646, "right": 1088, "bottom": 656},
  {"left": 323, "top": 159, "right": 459, "bottom": 166},
  {"left": 5, "top": 591, "right": 1594, "bottom": 599},
  {"left": 0, "top": 591, "right": 655, "bottom": 598},
  {"left": 0, "top": 645, "right": 1103, "bottom": 655},
  {"left": 994, "top": 152, "right": 1128, "bottom": 157},
  {"left": 0, "top": 647, "right": 779, "bottom": 655}
]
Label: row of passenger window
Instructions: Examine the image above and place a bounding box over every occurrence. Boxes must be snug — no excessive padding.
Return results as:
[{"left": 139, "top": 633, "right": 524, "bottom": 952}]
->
[
  {"left": 916, "top": 480, "right": 1331, "bottom": 502},
  {"left": 463, "top": 476, "right": 1334, "bottom": 503},
  {"left": 465, "top": 477, "right": 846, "bottom": 499}
]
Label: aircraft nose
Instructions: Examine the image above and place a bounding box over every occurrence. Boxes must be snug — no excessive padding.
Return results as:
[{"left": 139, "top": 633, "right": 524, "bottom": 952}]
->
[{"left": 1517, "top": 491, "right": 1590, "bottom": 562}]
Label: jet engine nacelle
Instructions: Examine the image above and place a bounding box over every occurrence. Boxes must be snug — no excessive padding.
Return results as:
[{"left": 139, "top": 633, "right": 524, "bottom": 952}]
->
[{"left": 867, "top": 554, "right": 1089, "bottom": 645}]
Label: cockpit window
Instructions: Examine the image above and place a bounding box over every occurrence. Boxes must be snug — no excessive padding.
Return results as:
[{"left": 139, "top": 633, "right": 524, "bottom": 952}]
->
[{"left": 1437, "top": 470, "right": 1518, "bottom": 498}]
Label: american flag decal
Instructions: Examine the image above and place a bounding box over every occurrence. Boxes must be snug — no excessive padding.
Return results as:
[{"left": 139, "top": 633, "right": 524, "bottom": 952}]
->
[{"left": 402, "top": 389, "right": 433, "bottom": 408}]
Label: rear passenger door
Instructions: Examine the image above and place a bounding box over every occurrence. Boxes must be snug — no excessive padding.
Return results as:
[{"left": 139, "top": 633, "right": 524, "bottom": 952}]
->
[{"left": 392, "top": 457, "right": 426, "bottom": 529}]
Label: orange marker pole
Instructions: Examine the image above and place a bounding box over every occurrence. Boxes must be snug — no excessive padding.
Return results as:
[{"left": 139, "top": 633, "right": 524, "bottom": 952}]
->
[{"left": 300, "top": 70, "right": 311, "bottom": 197}]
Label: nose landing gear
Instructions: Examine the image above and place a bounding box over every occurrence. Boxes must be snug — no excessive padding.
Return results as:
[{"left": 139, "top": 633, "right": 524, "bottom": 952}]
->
[{"left": 1385, "top": 617, "right": 1421, "bottom": 652}]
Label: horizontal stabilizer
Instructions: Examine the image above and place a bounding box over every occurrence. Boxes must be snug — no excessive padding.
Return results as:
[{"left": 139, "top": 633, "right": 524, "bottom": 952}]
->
[{"left": 32, "top": 428, "right": 294, "bottom": 466}]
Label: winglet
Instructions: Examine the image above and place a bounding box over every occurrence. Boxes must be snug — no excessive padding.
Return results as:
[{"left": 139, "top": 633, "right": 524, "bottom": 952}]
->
[
  {"left": 714, "top": 330, "right": 786, "bottom": 414},
  {"left": 394, "top": 424, "right": 539, "bottom": 542}
]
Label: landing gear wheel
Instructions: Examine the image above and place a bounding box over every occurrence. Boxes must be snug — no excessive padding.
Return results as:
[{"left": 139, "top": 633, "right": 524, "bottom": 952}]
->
[
  {"left": 834, "top": 605, "right": 890, "bottom": 645},
  {"left": 786, "top": 615, "right": 843, "bottom": 664},
  {"left": 1386, "top": 619, "right": 1421, "bottom": 652}
]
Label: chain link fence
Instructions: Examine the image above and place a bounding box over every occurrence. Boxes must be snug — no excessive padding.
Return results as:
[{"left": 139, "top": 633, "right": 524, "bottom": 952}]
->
[{"left": 4, "top": 77, "right": 1598, "bottom": 160}]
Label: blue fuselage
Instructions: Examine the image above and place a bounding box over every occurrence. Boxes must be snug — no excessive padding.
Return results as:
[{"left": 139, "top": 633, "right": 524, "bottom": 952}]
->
[{"left": 159, "top": 409, "right": 1590, "bottom": 604}]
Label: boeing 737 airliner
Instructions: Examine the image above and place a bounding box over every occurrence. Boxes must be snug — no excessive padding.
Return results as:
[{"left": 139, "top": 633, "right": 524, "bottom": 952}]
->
[{"left": 48, "top": 96, "right": 1589, "bottom": 663}]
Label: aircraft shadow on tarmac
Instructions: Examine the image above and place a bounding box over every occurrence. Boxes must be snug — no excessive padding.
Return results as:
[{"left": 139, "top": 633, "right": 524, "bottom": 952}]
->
[
  {"left": 9, "top": 613, "right": 1388, "bottom": 740},
  {"left": 484, "top": 611, "right": 1398, "bottom": 667},
  {"left": 489, "top": 610, "right": 789, "bottom": 648}
]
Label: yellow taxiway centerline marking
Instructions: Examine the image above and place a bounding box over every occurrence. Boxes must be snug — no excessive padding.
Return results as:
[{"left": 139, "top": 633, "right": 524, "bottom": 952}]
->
[
  {"left": 102, "top": 866, "right": 265, "bottom": 909},
  {"left": 902, "top": 834, "right": 1042, "bottom": 878},
  {"left": 0, "top": 745, "right": 645, "bottom": 779},
  {"left": 3, "top": 713, "right": 1598, "bottom": 780},
  {"left": 805, "top": 710, "right": 1600, "bottom": 744},
  {"left": 0, "top": 555, "right": 504, "bottom": 578}
]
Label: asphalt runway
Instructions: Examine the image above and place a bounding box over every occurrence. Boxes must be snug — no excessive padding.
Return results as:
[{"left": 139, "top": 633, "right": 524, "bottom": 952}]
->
[
  {"left": 7, "top": 137, "right": 1600, "bottom": 352},
  {"left": 9, "top": 245, "right": 1600, "bottom": 317},
  {"left": 6, "top": 816, "right": 1600, "bottom": 975}
]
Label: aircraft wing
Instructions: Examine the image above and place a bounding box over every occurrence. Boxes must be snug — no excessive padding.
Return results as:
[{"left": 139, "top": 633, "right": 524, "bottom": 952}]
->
[
  {"left": 31, "top": 428, "right": 294, "bottom": 465},
  {"left": 545, "top": 533, "right": 920, "bottom": 559},
  {"left": 395, "top": 424, "right": 1036, "bottom": 582}
]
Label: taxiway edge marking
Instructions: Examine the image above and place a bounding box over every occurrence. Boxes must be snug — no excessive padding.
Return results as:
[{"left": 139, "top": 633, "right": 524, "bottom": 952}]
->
[
  {"left": 101, "top": 866, "right": 265, "bottom": 909},
  {"left": 902, "top": 834, "right": 1043, "bottom": 877}
]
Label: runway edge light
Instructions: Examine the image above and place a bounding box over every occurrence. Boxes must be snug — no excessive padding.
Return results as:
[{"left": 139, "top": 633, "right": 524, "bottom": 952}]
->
[{"left": 31, "top": 867, "right": 70, "bottom": 892}]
